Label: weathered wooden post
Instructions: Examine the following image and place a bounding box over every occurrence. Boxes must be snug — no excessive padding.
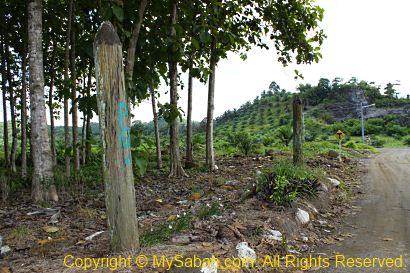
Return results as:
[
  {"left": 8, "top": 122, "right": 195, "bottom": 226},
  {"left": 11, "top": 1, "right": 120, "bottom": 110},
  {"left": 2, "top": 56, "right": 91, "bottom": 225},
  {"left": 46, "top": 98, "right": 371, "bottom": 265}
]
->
[
  {"left": 94, "top": 21, "right": 139, "bottom": 251},
  {"left": 293, "top": 95, "right": 303, "bottom": 165}
]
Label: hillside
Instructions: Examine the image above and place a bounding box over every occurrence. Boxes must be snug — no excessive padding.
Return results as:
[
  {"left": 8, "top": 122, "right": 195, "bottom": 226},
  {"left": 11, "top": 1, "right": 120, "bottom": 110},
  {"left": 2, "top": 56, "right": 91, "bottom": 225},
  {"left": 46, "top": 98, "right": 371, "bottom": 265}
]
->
[{"left": 209, "top": 78, "right": 410, "bottom": 151}]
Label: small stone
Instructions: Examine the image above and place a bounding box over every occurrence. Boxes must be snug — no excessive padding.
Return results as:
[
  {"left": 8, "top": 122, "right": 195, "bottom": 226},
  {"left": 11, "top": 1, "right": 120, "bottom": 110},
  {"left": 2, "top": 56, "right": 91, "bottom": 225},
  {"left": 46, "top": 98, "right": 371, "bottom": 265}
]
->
[
  {"left": 224, "top": 180, "right": 240, "bottom": 186},
  {"left": 318, "top": 183, "right": 329, "bottom": 192},
  {"left": 296, "top": 208, "right": 310, "bottom": 225},
  {"left": 264, "top": 229, "right": 282, "bottom": 241},
  {"left": 200, "top": 258, "right": 218, "bottom": 273},
  {"left": 0, "top": 235, "right": 3, "bottom": 248},
  {"left": 302, "top": 236, "right": 309, "bottom": 242},
  {"left": 236, "top": 242, "right": 256, "bottom": 261},
  {"left": 0, "top": 245, "right": 11, "bottom": 257},
  {"left": 328, "top": 150, "right": 339, "bottom": 158},
  {"left": 171, "top": 235, "right": 191, "bottom": 245},
  {"left": 328, "top": 178, "right": 341, "bottom": 187}
]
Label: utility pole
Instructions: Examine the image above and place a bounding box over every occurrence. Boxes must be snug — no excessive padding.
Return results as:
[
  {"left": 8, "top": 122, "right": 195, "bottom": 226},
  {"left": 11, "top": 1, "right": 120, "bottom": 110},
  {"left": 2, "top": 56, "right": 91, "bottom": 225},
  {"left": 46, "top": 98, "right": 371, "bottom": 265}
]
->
[{"left": 361, "top": 103, "right": 375, "bottom": 144}]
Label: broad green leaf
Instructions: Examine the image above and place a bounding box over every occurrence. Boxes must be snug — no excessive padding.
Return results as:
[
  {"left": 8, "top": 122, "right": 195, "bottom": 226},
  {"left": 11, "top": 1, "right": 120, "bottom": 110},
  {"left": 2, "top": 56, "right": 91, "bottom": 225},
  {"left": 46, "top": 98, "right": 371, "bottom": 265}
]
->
[{"left": 112, "top": 5, "right": 124, "bottom": 22}]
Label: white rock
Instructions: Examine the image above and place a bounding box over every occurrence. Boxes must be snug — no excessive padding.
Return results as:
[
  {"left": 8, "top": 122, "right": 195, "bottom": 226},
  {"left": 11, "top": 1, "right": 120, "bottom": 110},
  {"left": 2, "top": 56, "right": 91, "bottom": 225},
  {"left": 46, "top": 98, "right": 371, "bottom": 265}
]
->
[
  {"left": 200, "top": 258, "right": 218, "bottom": 273},
  {"left": 296, "top": 208, "right": 310, "bottom": 225},
  {"left": 85, "top": 231, "right": 105, "bottom": 241},
  {"left": 264, "top": 230, "right": 282, "bottom": 241},
  {"left": 236, "top": 242, "right": 256, "bottom": 262},
  {"left": 328, "top": 178, "right": 341, "bottom": 187},
  {"left": 214, "top": 165, "right": 219, "bottom": 170},
  {"left": 0, "top": 245, "right": 11, "bottom": 256},
  {"left": 302, "top": 236, "right": 309, "bottom": 242}
]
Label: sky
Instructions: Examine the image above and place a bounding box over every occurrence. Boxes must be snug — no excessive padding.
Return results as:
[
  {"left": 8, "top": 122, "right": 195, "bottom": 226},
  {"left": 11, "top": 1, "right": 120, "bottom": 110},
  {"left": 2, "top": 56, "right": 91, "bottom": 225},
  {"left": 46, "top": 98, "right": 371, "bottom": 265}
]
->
[
  {"left": 2, "top": 0, "right": 410, "bottom": 125},
  {"left": 133, "top": 0, "right": 410, "bottom": 123}
]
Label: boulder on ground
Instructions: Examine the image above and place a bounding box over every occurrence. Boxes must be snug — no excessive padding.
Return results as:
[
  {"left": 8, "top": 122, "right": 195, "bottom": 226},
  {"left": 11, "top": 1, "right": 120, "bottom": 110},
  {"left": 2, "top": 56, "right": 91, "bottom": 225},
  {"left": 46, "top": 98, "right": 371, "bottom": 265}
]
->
[
  {"left": 264, "top": 229, "right": 282, "bottom": 241},
  {"left": 328, "top": 178, "right": 341, "bottom": 187},
  {"left": 296, "top": 208, "right": 310, "bottom": 225},
  {"left": 0, "top": 245, "right": 11, "bottom": 257},
  {"left": 328, "top": 150, "right": 339, "bottom": 159},
  {"left": 236, "top": 242, "right": 256, "bottom": 261}
]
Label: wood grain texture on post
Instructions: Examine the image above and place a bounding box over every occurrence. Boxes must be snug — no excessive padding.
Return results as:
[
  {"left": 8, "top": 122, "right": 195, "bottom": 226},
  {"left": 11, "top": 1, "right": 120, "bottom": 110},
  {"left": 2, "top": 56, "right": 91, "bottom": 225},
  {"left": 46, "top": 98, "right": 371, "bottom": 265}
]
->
[
  {"left": 93, "top": 21, "right": 139, "bottom": 251},
  {"left": 293, "top": 95, "right": 303, "bottom": 165}
]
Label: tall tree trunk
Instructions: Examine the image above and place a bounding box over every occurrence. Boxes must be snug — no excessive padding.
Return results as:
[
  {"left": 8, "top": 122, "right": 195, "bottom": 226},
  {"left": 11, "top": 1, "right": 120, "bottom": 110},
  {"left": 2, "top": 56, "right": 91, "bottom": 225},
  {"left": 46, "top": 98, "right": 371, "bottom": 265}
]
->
[
  {"left": 21, "top": 49, "right": 28, "bottom": 179},
  {"left": 85, "top": 64, "right": 92, "bottom": 164},
  {"left": 293, "top": 95, "right": 303, "bottom": 165},
  {"left": 125, "top": 0, "right": 148, "bottom": 82},
  {"left": 149, "top": 84, "right": 162, "bottom": 169},
  {"left": 168, "top": 0, "right": 187, "bottom": 178},
  {"left": 185, "top": 67, "right": 193, "bottom": 167},
  {"left": 28, "top": 0, "right": 57, "bottom": 203},
  {"left": 81, "top": 113, "right": 86, "bottom": 165},
  {"left": 206, "top": 36, "right": 217, "bottom": 171},
  {"left": 49, "top": 46, "right": 57, "bottom": 167},
  {"left": 6, "top": 46, "right": 17, "bottom": 173},
  {"left": 94, "top": 21, "right": 139, "bottom": 251},
  {"left": 64, "top": 0, "right": 73, "bottom": 179},
  {"left": 71, "top": 13, "right": 79, "bottom": 182},
  {"left": 0, "top": 36, "right": 9, "bottom": 168}
]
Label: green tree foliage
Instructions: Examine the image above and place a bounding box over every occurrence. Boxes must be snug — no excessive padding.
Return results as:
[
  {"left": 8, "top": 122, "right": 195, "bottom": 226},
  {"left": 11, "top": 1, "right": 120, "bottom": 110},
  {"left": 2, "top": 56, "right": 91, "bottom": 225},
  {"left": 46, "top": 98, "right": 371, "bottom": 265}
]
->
[{"left": 276, "top": 126, "right": 293, "bottom": 146}]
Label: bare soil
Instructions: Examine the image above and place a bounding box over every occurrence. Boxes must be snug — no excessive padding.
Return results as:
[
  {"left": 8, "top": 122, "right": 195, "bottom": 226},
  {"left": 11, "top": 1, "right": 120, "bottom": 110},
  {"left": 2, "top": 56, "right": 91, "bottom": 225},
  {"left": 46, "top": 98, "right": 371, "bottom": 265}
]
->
[{"left": 315, "top": 148, "right": 410, "bottom": 273}]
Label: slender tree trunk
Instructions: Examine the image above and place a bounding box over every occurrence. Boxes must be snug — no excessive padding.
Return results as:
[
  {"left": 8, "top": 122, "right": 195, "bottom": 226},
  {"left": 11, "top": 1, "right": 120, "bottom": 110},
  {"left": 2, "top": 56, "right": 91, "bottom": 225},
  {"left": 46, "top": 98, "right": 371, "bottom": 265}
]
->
[
  {"left": 81, "top": 114, "right": 86, "bottom": 165},
  {"left": 85, "top": 64, "right": 92, "bottom": 164},
  {"left": 293, "top": 95, "right": 303, "bottom": 165},
  {"left": 6, "top": 47, "right": 17, "bottom": 173},
  {"left": 28, "top": 0, "right": 57, "bottom": 203},
  {"left": 149, "top": 84, "right": 162, "bottom": 169},
  {"left": 168, "top": 0, "right": 187, "bottom": 178},
  {"left": 49, "top": 46, "right": 57, "bottom": 166},
  {"left": 21, "top": 49, "right": 28, "bottom": 179},
  {"left": 0, "top": 36, "right": 9, "bottom": 168},
  {"left": 94, "top": 21, "right": 139, "bottom": 251},
  {"left": 71, "top": 17, "right": 79, "bottom": 181},
  {"left": 185, "top": 67, "right": 194, "bottom": 167},
  {"left": 125, "top": 0, "right": 148, "bottom": 82},
  {"left": 206, "top": 36, "right": 217, "bottom": 171},
  {"left": 64, "top": 0, "right": 73, "bottom": 179}
]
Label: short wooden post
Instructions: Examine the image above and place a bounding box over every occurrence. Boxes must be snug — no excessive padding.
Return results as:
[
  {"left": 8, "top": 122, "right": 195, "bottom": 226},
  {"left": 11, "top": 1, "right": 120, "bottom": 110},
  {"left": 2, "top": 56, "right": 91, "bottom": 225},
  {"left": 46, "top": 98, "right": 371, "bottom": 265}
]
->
[
  {"left": 293, "top": 95, "right": 303, "bottom": 165},
  {"left": 94, "top": 21, "right": 139, "bottom": 251}
]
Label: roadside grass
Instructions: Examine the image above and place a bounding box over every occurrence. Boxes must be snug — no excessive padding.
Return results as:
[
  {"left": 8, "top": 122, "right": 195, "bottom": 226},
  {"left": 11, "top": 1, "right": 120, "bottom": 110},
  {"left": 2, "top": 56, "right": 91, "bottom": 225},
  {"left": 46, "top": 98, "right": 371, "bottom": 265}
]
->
[{"left": 140, "top": 202, "right": 221, "bottom": 246}]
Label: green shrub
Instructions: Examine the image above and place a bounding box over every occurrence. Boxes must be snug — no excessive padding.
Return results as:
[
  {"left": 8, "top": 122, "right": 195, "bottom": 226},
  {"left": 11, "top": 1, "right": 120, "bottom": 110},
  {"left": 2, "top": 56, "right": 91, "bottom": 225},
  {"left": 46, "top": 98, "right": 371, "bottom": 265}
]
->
[
  {"left": 343, "top": 140, "right": 358, "bottom": 149},
  {"left": 268, "top": 176, "right": 298, "bottom": 205},
  {"left": 227, "top": 132, "right": 254, "bottom": 155},
  {"left": 256, "top": 161, "right": 321, "bottom": 206},
  {"left": 262, "top": 136, "right": 275, "bottom": 146},
  {"left": 371, "top": 136, "right": 386, "bottom": 148},
  {"left": 402, "top": 136, "right": 410, "bottom": 146},
  {"left": 276, "top": 126, "right": 293, "bottom": 146}
]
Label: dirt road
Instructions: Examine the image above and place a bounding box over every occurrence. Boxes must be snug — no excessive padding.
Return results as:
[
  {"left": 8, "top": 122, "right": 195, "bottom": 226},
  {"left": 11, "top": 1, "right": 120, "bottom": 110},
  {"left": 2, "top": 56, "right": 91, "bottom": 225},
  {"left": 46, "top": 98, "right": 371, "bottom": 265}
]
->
[{"left": 315, "top": 148, "right": 410, "bottom": 272}]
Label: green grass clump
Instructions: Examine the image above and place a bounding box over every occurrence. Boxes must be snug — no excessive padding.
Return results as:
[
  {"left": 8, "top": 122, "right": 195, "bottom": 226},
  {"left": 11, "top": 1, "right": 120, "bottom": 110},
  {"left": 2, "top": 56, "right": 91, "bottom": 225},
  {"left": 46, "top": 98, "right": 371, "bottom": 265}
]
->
[
  {"left": 9, "top": 225, "right": 32, "bottom": 241},
  {"left": 197, "top": 202, "right": 220, "bottom": 220},
  {"left": 140, "top": 213, "right": 192, "bottom": 247},
  {"left": 256, "top": 160, "right": 322, "bottom": 206},
  {"left": 402, "top": 136, "right": 410, "bottom": 146}
]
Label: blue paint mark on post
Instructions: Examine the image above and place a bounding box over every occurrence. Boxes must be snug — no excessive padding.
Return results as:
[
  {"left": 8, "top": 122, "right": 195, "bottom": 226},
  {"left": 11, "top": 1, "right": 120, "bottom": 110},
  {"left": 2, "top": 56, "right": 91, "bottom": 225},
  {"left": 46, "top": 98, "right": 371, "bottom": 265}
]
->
[{"left": 118, "top": 101, "right": 132, "bottom": 166}]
